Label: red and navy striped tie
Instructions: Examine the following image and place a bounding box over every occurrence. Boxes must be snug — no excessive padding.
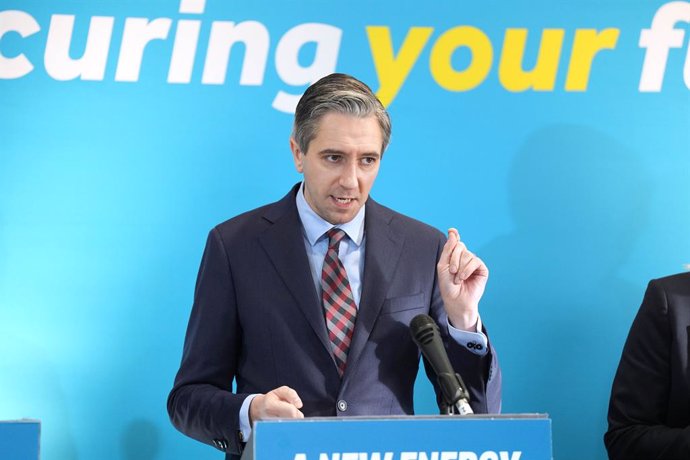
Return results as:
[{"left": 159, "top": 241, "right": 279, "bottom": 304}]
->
[{"left": 321, "top": 228, "right": 358, "bottom": 377}]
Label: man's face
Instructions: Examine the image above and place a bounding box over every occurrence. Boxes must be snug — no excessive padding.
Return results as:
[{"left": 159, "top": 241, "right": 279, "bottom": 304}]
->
[{"left": 291, "top": 112, "right": 383, "bottom": 225}]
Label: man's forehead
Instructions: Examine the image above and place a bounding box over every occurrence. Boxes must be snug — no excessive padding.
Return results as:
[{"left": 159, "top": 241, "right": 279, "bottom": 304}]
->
[{"left": 311, "top": 113, "right": 382, "bottom": 140}]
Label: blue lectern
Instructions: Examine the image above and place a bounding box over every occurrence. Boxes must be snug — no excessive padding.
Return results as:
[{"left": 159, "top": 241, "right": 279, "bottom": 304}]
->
[
  {"left": 244, "top": 414, "right": 552, "bottom": 460},
  {"left": 0, "top": 420, "right": 41, "bottom": 460}
]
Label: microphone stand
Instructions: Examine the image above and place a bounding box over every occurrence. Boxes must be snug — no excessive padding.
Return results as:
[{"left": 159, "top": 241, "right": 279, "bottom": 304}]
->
[{"left": 437, "top": 372, "right": 474, "bottom": 415}]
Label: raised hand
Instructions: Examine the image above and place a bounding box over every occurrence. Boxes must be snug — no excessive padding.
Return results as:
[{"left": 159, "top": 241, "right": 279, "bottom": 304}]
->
[{"left": 436, "top": 228, "right": 489, "bottom": 331}]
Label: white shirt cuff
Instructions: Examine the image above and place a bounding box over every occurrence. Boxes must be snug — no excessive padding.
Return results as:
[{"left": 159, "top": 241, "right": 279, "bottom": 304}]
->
[
  {"left": 446, "top": 316, "right": 488, "bottom": 356},
  {"left": 239, "top": 393, "right": 260, "bottom": 441}
]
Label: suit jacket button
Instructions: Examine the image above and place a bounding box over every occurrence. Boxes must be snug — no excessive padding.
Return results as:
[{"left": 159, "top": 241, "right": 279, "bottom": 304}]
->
[{"left": 337, "top": 400, "right": 347, "bottom": 412}]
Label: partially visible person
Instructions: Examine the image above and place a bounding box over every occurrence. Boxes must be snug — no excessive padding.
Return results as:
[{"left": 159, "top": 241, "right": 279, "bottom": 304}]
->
[{"left": 605, "top": 272, "right": 690, "bottom": 459}]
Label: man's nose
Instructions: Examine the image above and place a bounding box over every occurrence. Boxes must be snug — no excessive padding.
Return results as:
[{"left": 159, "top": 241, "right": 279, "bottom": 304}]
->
[{"left": 338, "top": 162, "right": 358, "bottom": 189}]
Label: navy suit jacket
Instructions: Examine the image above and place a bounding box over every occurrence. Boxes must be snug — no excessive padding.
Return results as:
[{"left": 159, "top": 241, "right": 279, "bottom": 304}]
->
[
  {"left": 605, "top": 272, "right": 690, "bottom": 459},
  {"left": 167, "top": 185, "right": 501, "bottom": 458}
]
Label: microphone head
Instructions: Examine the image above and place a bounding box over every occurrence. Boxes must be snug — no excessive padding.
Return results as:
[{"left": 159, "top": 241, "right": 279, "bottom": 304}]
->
[{"left": 410, "top": 314, "right": 440, "bottom": 346}]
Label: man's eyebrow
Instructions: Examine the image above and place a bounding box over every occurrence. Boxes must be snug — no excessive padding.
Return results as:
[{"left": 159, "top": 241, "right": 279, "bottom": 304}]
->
[
  {"left": 317, "top": 148, "right": 347, "bottom": 155},
  {"left": 317, "top": 148, "right": 381, "bottom": 157}
]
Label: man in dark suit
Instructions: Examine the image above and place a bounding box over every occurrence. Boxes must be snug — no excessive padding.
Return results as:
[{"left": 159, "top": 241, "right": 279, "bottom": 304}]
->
[
  {"left": 167, "top": 73, "right": 501, "bottom": 458},
  {"left": 605, "top": 272, "right": 690, "bottom": 459}
]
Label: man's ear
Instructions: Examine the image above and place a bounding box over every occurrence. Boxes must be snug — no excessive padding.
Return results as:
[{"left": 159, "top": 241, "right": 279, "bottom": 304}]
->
[{"left": 289, "top": 137, "right": 304, "bottom": 173}]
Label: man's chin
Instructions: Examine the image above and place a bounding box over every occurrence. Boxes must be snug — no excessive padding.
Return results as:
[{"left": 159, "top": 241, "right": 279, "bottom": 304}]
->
[{"left": 326, "top": 209, "right": 359, "bottom": 225}]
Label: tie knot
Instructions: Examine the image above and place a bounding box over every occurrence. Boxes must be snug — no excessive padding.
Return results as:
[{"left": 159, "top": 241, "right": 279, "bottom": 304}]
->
[{"left": 326, "top": 228, "right": 346, "bottom": 249}]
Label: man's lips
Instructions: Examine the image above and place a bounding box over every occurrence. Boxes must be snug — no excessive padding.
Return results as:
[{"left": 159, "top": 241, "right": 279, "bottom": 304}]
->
[{"left": 331, "top": 196, "right": 357, "bottom": 206}]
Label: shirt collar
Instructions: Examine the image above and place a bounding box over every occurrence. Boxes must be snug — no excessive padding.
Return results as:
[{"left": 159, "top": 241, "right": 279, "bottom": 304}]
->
[{"left": 295, "top": 182, "right": 365, "bottom": 247}]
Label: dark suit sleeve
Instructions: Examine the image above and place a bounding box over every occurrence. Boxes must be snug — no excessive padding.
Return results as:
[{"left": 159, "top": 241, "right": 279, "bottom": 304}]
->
[
  {"left": 425, "top": 234, "right": 502, "bottom": 414},
  {"left": 167, "top": 228, "right": 249, "bottom": 456},
  {"left": 604, "top": 279, "right": 690, "bottom": 459}
]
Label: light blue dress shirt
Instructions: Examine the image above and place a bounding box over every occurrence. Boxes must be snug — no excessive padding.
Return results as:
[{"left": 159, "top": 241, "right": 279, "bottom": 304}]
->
[{"left": 238, "top": 183, "right": 488, "bottom": 438}]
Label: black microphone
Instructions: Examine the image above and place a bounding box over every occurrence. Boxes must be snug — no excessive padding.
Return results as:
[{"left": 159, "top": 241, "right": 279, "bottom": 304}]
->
[{"left": 410, "top": 314, "right": 474, "bottom": 415}]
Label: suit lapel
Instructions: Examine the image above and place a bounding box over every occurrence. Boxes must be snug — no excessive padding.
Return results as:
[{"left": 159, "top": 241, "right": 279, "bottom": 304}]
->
[
  {"left": 258, "top": 186, "right": 333, "bottom": 357},
  {"left": 344, "top": 199, "right": 405, "bottom": 380}
]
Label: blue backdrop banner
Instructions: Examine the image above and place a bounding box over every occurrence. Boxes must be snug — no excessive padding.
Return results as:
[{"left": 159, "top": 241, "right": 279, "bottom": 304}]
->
[{"left": 1, "top": 1, "right": 689, "bottom": 459}]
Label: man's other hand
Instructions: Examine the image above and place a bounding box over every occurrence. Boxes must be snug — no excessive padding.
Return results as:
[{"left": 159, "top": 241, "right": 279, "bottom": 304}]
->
[
  {"left": 249, "top": 386, "right": 304, "bottom": 425},
  {"left": 437, "top": 228, "right": 489, "bottom": 331}
]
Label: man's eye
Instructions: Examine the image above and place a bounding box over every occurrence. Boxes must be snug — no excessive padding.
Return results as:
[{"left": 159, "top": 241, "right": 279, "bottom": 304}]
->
[
  {"left": 325, "top": 155, "right": 341, "bottom": 162},
  {"left": 361, "top": 157, "right": 377, "bottom": 166}
]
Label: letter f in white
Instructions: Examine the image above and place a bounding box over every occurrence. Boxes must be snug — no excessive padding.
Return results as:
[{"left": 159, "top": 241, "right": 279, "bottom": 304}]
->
[{"left": 639, "top": 1, "right": 690, "bottom": 91}]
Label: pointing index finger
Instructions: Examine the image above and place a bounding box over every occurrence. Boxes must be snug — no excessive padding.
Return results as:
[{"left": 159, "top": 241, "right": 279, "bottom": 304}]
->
[{"left": 448, "top": 228, "right": 460, "bottom": 242}]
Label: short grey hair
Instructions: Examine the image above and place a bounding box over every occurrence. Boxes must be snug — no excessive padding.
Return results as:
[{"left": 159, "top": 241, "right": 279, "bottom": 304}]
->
[{"left": 292, "top": 73, "right": 392, "bottom": 154}]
